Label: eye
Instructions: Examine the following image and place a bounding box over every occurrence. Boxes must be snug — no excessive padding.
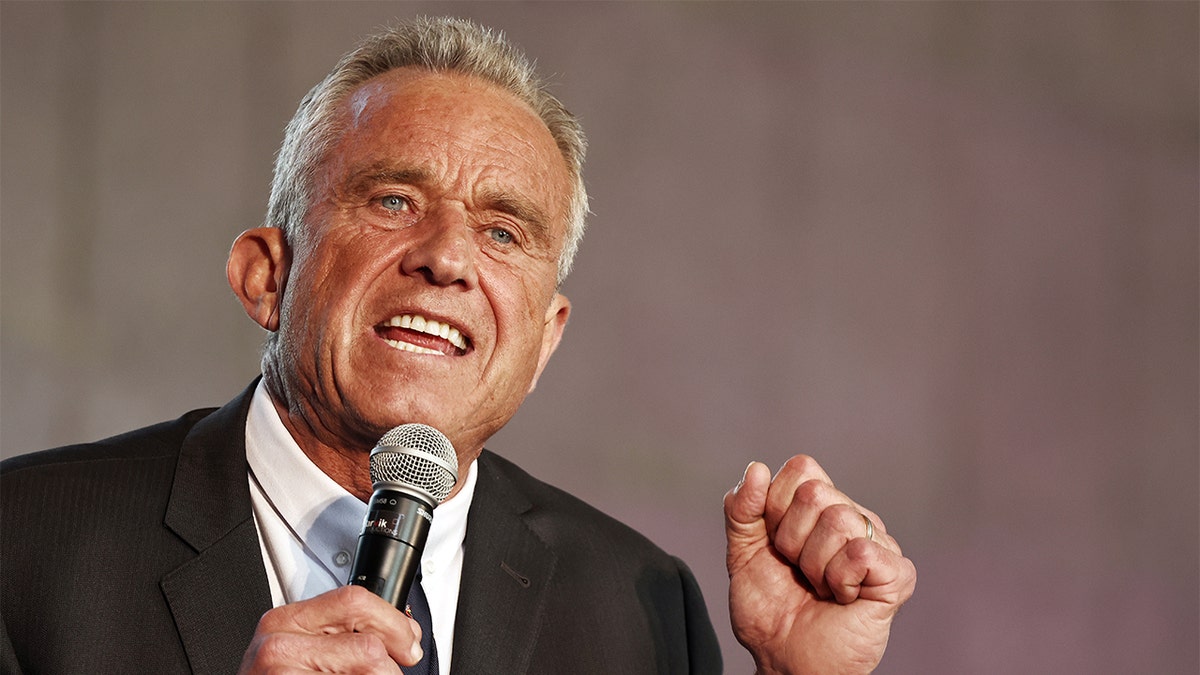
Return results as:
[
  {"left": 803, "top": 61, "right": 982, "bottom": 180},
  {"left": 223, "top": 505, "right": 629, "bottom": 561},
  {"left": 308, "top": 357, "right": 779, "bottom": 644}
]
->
[
  {"left": 379, "top": 195, "right": 411, "bottom": 212},
  {"left": 488, "top": 227, "right": 515, "bottom": 245}
]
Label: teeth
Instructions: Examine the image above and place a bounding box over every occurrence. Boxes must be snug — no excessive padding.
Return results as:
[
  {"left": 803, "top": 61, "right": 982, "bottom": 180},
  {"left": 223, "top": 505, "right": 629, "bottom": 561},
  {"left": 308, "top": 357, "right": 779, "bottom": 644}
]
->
[
  {"left": 383, "top": 314, "right": 467, "bottom": 350},
  {"left": 383, "top": 338, "right": 442, "bottom": 355}
]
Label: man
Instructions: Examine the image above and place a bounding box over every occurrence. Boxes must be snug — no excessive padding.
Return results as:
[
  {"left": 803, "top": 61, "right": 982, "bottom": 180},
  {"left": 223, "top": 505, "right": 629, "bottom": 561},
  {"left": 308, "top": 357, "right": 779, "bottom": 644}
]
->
[{"left": 1, "top": 17, "right": 915, "bottom": 674}]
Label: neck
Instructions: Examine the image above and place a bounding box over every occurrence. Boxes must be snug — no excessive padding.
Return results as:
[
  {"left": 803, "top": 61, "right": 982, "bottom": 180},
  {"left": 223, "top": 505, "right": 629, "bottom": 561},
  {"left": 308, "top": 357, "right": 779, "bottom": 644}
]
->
[{"left": 262, "top": 375, "right": 477, "bottom": 503}]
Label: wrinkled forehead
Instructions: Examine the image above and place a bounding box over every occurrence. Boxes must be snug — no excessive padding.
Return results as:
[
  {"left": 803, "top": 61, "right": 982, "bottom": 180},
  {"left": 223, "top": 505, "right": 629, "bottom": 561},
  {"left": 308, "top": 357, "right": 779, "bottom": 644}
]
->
[{"left": 331, "top": 68, "right": 574, "bottom": 231}]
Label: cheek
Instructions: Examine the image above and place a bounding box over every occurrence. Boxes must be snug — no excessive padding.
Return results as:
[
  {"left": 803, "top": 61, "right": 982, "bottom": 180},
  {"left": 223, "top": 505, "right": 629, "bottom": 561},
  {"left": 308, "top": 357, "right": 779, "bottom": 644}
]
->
[
  {"left": 488, "top": 264, "right": 554, "bottom": 325},
  {"left": 279, "top": 246, "right": 364, "bottom": 344},
  {"left": 492, "top": 287, "right": 558, "bottom": 373}
]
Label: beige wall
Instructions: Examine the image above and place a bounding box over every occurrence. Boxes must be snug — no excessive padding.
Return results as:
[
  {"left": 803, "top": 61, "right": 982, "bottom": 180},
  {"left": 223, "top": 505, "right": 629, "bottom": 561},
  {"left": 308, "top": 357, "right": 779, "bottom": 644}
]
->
[{"left": 3, "top": 2, "right": 1196, "bottom": 672}]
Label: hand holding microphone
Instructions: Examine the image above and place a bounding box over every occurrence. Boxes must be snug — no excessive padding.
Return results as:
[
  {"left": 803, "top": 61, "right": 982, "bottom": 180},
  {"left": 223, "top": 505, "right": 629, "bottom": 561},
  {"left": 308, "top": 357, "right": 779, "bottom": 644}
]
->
[{"left": 239, "top": 425, "right": 458, "bottom": 674}]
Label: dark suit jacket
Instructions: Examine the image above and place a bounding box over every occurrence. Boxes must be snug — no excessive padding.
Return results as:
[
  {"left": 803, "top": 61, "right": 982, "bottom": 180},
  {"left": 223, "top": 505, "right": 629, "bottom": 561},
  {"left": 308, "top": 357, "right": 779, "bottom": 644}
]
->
[{"left": 1, "top": 385, "right": 722, "bottom": 674}]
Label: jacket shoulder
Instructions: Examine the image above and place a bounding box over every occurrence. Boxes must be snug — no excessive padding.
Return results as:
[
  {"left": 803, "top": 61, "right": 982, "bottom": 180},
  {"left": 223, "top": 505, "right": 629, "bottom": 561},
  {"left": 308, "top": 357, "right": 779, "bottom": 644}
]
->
[
  {"left": 477, "top": 449, "right": 671, "bottom": 558},
  {"left": 1, "top": 399, "right": 263, "bottom": 674},
  {"left": 1, "top": 407, "right": 218, "bottom": 477}
]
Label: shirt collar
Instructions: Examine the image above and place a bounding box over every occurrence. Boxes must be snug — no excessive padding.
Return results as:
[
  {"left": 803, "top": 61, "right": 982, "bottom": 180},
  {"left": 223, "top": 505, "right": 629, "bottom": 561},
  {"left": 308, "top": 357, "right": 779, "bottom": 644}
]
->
[
  {"left": 245, "top": 380, "right": 477, "bottom": 584},
  {"left": 245, "top": 381, "right": 363, "bottom": 581}
]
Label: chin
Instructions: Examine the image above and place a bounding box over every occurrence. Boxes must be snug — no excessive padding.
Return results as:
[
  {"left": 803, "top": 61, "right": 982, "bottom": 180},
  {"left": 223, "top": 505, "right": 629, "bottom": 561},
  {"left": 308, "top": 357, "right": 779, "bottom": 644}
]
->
[{"left": 356, "top": 397, "right": 452, "bottom": 435}]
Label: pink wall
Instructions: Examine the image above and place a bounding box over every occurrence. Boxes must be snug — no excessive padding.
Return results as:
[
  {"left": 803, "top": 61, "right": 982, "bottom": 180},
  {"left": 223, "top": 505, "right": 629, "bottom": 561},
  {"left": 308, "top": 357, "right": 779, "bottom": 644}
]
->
[{"left": 3, "top": 2, "right": 1196, "bottom": 672}]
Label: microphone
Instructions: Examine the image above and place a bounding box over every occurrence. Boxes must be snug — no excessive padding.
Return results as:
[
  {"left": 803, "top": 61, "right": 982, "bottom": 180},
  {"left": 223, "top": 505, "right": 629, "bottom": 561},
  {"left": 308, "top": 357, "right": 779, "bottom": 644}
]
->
[{"left": 348, "top": 423, "right": 459, "bottom": 608}]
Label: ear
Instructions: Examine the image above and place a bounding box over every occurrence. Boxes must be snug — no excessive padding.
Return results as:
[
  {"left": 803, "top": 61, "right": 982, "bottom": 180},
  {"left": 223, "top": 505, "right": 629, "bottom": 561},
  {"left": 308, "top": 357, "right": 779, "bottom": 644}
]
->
[
  {"left": 528, "top": 292, "right": 571, "bottom": 393},
  {"left": 226, "top": 227, "right": 291, "bottom": 331}
]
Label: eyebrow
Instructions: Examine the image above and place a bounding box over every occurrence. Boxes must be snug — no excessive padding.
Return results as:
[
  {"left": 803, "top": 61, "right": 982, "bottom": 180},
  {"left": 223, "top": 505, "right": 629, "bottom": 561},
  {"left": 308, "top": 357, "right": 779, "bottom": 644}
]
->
[
  {"left": 345, "top": 165, "right": 434, "bottom": 196},
  {"left": 478, "top": 189, "right": 553, "bottom": 244}
]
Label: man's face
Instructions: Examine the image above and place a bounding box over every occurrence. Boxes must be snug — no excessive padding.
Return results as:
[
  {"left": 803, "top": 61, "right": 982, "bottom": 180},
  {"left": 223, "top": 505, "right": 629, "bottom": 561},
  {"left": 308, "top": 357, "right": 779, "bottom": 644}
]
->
[{"left": 269, "top": 68, "right": 573, "bottom": 459}]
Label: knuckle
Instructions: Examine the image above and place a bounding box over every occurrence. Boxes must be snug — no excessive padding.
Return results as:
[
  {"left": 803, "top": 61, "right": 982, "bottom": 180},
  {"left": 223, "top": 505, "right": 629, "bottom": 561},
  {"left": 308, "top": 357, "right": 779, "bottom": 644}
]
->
[
  {"left": 904, "top": 559, "right": 919, "bottom": 597},
  {"left": 345, "top": 632, "right": 389, "bottom": 664},
  {"left": 781, "top": 454, "right": 820, "bottom": 476},
  {"left": 844, "top": 535, "right": 877, "bottom": 562},
  {"left": 252, "top": 632, "right": 294, "bottom": 664},
  {"left": 792, "top": 478, "right": 827, "bottom": 507},
  {"left": 772, "top": 527, "right": 802, "bottom": 559},
  {"left": 334, "top": 584, "right": 375, "bottom": 612},
  {"left": 255, "top": 606, "right": 289, "bottom": 632},
  {"left": 796, "top": 546, "right": 821, "bottom": 576},
  {"left": 824, "top": 561, "right": 856, "bottom": 591},
  {"left": 826, "top": 503, "right": 860, "bottom": 530}
]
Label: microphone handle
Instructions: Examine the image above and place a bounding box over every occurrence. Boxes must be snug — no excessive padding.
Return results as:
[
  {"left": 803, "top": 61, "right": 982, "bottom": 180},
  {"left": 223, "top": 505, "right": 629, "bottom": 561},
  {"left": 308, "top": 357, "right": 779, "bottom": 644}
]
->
[{"left": 348, "top": 488, "right": 433, "bottom": 608}]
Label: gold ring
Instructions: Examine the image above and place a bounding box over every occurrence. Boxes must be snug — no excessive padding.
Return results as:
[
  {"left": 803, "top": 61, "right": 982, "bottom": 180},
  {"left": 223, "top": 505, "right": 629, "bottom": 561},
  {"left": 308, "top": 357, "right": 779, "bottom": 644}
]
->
[{"left": 862, "top": 513, "right": 874, "bottom": 541}]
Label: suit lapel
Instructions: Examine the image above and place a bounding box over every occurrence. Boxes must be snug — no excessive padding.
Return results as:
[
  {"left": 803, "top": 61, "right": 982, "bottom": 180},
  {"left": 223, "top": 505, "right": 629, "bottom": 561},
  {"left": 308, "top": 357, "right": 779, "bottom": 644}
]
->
[
  {"left": 161, "top": 383, "right": 273, "bottom": 674},
  {"left": 451, "top": 451, "right": 558, "bottom": 674},
  {"left": 154, "top": 391, "right": 560, "bottom": 673}
]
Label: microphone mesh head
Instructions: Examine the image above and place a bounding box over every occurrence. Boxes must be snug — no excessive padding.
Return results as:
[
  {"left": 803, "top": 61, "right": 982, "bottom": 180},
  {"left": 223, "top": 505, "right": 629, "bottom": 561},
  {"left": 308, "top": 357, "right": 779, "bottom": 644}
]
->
[{"left": 370, "top": 424, "right": 459, "bottom": 504}]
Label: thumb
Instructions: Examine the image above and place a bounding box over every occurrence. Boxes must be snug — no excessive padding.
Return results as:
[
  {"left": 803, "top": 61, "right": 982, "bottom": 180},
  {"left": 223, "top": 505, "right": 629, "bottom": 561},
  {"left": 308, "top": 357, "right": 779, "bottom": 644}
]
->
[{"left": 723, "top": 461, "right": 772, "bottom": 566}]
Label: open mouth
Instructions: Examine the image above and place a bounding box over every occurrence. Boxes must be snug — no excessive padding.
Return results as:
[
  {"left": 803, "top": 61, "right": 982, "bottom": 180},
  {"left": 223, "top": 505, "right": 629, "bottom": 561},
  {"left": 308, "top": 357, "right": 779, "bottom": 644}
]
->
[{"left": 375, "top": 314, "right": 471, "bottom": 356}]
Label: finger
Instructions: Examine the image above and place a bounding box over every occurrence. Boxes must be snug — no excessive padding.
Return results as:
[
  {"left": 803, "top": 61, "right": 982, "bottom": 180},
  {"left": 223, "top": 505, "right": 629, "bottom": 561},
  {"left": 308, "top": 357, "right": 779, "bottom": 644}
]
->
[
  {"left": 769, "top": 477, "right": 849, "bottom": 576},
  {"left": 824, "top": 538, "right": 918, "bottom": 608},
  {"left": 257, "top": 586, "right": 424, "bottom": 666},
  {"left": 858, "top": 508, "right": 902, "bottom": 557},
  {"left": 767, "top": 456, "right": 901, "bottom": 554},
  {"left": 762, "top": 455, "right": 834, "bottom": 534},
  {"left": 723, "top": 461, "right": 773, "bottom": 569},
  {"left": 795, "top": 502, "right": 869, "bottom": 600},
  {"left": 724, "top": 461, "right": 772, "bottom": 528},
  {"left": 242, "top": 630, "right": 405, "bottom": 674}
]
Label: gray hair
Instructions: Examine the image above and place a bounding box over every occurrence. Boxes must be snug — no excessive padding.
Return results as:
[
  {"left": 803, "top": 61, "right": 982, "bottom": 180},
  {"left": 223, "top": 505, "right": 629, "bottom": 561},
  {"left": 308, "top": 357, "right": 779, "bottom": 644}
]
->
[{"left": 267, "top": 16, "right": 588, "bottom": 283}]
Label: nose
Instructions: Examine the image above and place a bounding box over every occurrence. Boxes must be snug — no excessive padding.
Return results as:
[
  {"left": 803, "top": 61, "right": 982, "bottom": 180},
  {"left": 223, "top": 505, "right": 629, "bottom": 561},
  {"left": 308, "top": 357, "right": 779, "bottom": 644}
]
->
[{"left": 399, "top": 205, "right": 478, "bottom": 288}]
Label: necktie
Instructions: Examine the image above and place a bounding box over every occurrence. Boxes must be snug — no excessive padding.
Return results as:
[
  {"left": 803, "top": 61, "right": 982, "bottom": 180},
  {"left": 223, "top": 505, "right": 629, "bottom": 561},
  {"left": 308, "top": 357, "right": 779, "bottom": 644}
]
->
[{"left": 402, "top": 575, "right": 438, "bottom": 675}]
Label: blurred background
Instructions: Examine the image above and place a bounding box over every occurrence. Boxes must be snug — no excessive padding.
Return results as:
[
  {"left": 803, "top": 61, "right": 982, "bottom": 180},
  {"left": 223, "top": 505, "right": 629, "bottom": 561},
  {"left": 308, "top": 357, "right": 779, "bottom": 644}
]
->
[{"left": 2, "top": 2, "right": 1196, "bottom": 672}]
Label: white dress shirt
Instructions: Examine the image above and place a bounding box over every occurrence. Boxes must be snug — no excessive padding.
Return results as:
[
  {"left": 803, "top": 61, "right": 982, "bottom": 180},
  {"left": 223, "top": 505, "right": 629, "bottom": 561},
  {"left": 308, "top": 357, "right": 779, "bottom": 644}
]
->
[{"left": 245, "top": 380, "right": 475, "bottom": 675}]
